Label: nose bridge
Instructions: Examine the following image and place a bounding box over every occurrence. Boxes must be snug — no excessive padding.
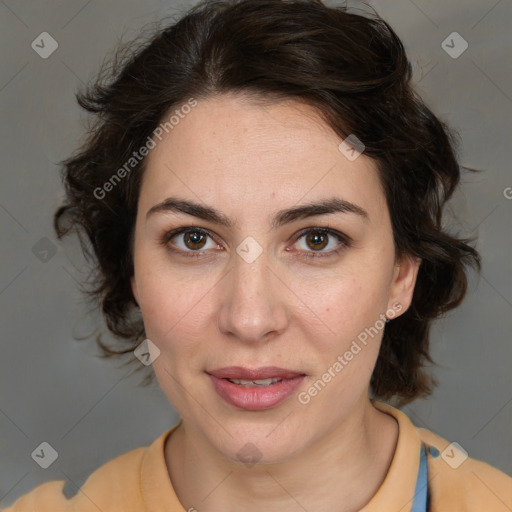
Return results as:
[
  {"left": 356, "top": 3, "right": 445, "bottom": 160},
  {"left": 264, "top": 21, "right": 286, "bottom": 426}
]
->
[{"left": 218, "top": 244, "right": 287, "bottom": 342}]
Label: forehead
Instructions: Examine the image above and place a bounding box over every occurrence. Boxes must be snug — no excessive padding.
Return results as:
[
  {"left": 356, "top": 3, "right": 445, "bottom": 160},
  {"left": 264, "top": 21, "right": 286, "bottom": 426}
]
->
[
  {"left": 139, "top": 94, "right": 386, "bottom": 222},
  {"left": 150, "top": 94, "right": 346, "bottom": 159}
]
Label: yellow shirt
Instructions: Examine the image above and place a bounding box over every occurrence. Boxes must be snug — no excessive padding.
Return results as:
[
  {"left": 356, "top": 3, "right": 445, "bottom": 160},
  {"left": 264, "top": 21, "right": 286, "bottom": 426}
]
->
[{"left": 2, "top": 401, "right": 511, "bottom": 511}]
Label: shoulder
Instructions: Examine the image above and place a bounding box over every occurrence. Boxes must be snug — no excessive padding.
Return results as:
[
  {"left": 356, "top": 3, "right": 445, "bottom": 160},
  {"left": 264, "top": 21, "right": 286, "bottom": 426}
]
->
[
  {"left": 417, "top": 427, "right": 512, "bottom": 511},
  {"left": 372, "top": 400, "right": 512, "bottom": 511},
  {"left": 1, "top": 446, "right": 147, "bottom": 512}
]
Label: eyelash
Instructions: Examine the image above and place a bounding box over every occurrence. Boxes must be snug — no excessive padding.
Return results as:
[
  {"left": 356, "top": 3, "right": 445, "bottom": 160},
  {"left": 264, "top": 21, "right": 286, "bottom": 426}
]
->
[{"left": 159, "top": 226, "right": 352, "bottom": 260}]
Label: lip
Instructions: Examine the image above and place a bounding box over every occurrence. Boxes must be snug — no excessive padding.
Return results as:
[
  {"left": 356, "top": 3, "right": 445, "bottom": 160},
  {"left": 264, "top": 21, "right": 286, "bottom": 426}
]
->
[{"left": 207, "top": 366, "right": 306, "bottom": 411}]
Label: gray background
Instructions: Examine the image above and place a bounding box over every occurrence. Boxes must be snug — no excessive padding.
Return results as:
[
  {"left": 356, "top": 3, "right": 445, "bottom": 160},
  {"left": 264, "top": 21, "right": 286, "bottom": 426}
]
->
[{"left": 1, "top": 0, "right": 511, "bottom": 507}]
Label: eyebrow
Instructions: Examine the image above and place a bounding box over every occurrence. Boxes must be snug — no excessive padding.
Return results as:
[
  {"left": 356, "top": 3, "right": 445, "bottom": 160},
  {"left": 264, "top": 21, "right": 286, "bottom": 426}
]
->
[{"left": 146, "top": 196, "right": 369, "bottom": 229}]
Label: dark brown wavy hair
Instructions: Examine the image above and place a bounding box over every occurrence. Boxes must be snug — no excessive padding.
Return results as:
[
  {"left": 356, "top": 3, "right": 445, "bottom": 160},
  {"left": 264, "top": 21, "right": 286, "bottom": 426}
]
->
[{"left": 54, "top": 0, "right": 480, "bottom": 405}]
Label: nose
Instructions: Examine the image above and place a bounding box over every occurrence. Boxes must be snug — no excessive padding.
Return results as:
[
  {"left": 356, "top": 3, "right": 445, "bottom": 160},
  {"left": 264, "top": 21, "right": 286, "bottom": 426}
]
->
[{"left": 217, "top": 249, "right": 289, "bottom": 344}]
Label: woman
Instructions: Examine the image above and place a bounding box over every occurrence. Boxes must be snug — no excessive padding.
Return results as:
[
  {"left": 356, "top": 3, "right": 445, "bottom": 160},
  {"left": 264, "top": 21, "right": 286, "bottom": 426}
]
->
[{"left": 4, "top": 0, "right": 511, "bottom": 510}]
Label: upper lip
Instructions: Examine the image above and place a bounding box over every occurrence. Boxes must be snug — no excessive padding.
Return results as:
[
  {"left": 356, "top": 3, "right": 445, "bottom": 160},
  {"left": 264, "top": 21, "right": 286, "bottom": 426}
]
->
[{"left": 207, "top": 366, "right": 305, "bottom": 380}]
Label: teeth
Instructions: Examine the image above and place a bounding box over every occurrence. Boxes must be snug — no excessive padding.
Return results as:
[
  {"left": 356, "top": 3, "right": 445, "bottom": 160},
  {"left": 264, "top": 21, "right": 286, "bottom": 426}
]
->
[{"left": 228, "top": 378, "right": 282, "bottom": 387}]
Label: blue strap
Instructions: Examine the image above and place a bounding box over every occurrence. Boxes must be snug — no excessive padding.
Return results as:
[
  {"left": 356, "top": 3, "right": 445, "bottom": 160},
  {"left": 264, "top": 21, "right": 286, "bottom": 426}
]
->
[{"left": 410, "top": 444, "right": 429, "bottom": 512}]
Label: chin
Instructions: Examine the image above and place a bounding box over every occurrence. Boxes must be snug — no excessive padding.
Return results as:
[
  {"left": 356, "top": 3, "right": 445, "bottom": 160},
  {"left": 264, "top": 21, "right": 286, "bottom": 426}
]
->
[{"left": 210, "top": 426, "right": 305, "bottom": 467}]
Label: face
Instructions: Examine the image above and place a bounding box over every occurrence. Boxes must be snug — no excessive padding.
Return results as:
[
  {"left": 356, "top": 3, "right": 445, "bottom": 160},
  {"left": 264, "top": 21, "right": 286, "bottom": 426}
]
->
[{"left": 130, "top": 93, "right": 419, "bottom": 464}]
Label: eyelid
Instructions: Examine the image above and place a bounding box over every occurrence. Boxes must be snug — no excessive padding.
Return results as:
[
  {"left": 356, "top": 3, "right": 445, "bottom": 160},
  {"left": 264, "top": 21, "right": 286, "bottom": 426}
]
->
[
  {"left": 160, "top": 225, "right": 351, "bottom": 258},
  {"left": 292, "top": 226, "right": 352, "bottom": 246},
  {"left": 288, "top": 226, "right": 351, "bottom": 259},
  {"left": 160, "top": 226, "right": 221, "bottom": 250}
]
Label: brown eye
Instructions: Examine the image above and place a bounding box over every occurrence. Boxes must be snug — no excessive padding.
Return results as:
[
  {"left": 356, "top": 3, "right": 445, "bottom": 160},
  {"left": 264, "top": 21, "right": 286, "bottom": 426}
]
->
[
  {"left": 183, "top": 231, "right": 208, "bottom": 250},
  {"left": 304, "top": 231, "right": 329, "bottom": 251},
  {"left": 161, "top": 227, "right": 219, "bottom": 256},
  {"left": 293, "top": 227, "right": 351, "bottom": 259}
]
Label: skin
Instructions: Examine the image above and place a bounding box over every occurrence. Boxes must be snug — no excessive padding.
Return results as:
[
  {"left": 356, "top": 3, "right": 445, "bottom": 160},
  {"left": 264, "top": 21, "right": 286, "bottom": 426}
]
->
[{"left": 130, "top": 93, "right": 421, "bottom": 512}]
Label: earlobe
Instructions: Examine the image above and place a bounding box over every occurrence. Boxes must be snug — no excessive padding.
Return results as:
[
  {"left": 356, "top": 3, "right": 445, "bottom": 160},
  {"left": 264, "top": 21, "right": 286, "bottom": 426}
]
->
[{"left": 130, "top": 276, "right": 139, "bottom": 307}]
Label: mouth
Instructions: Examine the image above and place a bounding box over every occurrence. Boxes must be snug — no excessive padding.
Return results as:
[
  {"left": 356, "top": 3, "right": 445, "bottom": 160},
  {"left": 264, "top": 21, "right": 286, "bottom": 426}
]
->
[
  {"left": 225, "top": 377, "right": 284, "bottom": 387},
  {"left": 207, "top": 366, "right": 305, "bottom": 381},
  {"left": 206, "top": 366, "right": 306, "bottom": 410}
]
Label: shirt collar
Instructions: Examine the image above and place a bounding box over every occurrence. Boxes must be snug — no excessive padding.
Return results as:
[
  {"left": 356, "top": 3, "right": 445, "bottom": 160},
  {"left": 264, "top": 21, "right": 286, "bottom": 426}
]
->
[
  {"left": 140, "top": 401, "right": 422, "bottom": 512},
  {"left": 361, "top": 400, "right": 423, "bottom": 512},
  {"left": 140, "top": 420, "right": 185, "bottom": 511}
]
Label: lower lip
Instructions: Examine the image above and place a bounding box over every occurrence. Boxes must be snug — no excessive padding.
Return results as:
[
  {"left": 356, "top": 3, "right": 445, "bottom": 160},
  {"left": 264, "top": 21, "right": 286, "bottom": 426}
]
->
[{"left": 208, "top": 374, "right": 305, "bottom": 411}]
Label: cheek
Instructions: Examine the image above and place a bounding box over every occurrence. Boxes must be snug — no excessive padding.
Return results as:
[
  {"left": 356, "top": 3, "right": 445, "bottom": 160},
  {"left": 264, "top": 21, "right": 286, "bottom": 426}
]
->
[
  {"left": 298, "top": 278, "right": 387, "bottom": 409},
  {"left": 134, "top": 258, "right": 218, "bottom": 358},
  {"left": 298, "top": 261, "right": 392, "bottom": 347},
  {"left": 292, "top": 257, "right": 393, "bottom": 405},
  {"left": 137, "top": 266, "right": 215, "bottom": 409}
]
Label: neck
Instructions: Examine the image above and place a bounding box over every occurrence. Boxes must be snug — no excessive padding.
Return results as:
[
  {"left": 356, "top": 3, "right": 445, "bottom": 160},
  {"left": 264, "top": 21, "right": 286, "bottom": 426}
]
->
[{"left": 165, "top": 397, "right": 398, "bottom": 512}]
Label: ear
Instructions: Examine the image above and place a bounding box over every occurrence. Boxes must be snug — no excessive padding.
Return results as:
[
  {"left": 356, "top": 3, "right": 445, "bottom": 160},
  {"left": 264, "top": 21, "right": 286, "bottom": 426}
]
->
[
  {"left": 130, "top": 275, "right": 140, "bottom": 307},
  {"left": 387, "top": 253, "right": 421, "bottom": 319}
]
